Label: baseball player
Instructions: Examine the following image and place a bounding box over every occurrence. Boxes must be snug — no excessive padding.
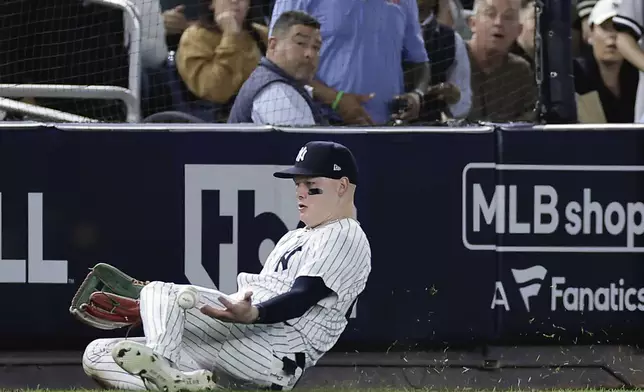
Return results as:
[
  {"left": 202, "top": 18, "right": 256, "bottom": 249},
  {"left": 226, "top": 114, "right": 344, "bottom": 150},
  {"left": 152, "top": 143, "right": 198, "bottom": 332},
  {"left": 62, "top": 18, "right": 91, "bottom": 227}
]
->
[{"left": 82, "top": 141, "right": 372, "bottom": 392}]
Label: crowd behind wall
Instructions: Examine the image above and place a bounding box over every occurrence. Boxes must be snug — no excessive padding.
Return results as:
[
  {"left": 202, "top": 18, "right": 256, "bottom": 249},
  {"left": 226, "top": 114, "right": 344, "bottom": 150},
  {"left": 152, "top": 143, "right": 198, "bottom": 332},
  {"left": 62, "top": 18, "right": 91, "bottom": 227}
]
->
[{"left": 0, "top": 0, "right": 639, "bottom": 125}]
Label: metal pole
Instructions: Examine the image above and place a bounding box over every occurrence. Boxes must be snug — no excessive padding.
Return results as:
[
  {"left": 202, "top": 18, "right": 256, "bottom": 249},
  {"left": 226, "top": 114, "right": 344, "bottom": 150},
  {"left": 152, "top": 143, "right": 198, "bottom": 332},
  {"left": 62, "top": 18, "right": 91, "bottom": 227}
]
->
[
  {"left": 0, "top": 98, "right": 98, "bottom": 123},
  {"left": 0, "top": 84, "right": 134, "bottom": 102},
  {"left": 536, "top": 0, "right": 577, "bottom": 123},
  {"left": 87, "top": 0, "right": 142, "bottom": 123}
]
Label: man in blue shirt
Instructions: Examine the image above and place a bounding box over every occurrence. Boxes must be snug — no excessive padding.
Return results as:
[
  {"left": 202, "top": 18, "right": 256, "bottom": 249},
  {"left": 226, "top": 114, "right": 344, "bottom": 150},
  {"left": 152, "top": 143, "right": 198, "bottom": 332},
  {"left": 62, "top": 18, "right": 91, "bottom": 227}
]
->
[{"left": 270, "top": 0, "right": 431, "bottom": 125}]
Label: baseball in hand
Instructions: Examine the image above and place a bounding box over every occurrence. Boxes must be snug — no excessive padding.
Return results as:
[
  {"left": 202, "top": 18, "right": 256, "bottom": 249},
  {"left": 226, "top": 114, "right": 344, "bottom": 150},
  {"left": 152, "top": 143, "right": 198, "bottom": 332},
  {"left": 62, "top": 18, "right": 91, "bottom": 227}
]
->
[{"left": 177, "top": 287, "right": 200, "bottom": 310}]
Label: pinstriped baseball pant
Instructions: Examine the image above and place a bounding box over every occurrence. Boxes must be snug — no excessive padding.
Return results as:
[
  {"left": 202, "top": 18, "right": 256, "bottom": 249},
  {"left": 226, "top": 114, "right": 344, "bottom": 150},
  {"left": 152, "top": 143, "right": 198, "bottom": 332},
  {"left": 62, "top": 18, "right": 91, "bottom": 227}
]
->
[{"left": 82, "top": 281, "right": 306, "bottom": 390}]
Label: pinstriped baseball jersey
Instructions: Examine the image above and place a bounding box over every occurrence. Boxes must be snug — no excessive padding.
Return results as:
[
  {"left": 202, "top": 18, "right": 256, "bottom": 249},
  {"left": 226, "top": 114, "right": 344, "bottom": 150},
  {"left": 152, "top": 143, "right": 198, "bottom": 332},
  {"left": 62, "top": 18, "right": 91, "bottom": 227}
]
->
[{"left": 236, "top": 218, "right": 371, "bottom": 360}]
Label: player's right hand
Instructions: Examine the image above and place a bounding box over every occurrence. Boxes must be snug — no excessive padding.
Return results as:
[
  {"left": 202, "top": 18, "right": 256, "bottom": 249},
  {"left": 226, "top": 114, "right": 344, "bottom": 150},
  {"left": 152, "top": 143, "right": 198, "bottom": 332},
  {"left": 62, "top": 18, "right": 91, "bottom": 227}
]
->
[
  {"left": 336, "top": 93, "right": 375, "bottom": 126},
  {"left": 201, "top": 291, "right": 258, "bottom": 324}
]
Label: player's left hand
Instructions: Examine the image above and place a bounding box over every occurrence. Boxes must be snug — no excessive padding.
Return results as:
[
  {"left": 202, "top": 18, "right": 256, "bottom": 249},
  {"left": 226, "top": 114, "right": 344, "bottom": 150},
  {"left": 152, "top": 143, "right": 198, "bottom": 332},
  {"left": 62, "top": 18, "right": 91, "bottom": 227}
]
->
[{"left": 200, "top": 291, "right": 259, "bottom": 324}]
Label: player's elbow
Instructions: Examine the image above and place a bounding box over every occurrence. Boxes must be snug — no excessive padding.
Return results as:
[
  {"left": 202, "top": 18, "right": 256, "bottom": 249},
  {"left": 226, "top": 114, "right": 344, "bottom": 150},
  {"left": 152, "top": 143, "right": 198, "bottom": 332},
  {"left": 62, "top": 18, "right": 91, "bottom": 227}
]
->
[{"left": 291, "top": 276, "right": 332, "bottom": 299}]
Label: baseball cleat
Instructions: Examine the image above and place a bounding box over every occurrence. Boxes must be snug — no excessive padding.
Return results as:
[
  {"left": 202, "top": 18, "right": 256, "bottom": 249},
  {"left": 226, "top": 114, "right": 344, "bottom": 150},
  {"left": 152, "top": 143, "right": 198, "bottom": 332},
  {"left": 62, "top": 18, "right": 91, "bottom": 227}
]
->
[{"left": 111, "top": 340, "right": 219, "bottom": 392}]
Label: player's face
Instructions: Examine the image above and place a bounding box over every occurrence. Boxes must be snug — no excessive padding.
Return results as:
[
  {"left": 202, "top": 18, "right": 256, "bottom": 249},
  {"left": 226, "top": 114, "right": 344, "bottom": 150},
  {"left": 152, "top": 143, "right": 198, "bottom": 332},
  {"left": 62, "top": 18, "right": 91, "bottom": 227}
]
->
[{"left": 294, "top": 176, "right": 341, "bottom": 227}]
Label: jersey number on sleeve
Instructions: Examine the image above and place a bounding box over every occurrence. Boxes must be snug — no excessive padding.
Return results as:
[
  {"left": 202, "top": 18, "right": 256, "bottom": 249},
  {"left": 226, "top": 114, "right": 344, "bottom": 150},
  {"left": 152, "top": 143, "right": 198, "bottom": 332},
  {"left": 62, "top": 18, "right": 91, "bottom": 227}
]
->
[{"left": 275, "top": 245, "right": 302, "bottom": 272}]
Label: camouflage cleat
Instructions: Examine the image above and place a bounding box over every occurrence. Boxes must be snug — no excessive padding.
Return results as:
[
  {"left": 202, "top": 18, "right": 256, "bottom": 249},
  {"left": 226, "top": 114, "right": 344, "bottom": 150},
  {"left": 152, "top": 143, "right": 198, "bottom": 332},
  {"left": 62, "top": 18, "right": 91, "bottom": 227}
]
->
[{"left": 111, "top": 340, "right": 220, "bottom": 392}]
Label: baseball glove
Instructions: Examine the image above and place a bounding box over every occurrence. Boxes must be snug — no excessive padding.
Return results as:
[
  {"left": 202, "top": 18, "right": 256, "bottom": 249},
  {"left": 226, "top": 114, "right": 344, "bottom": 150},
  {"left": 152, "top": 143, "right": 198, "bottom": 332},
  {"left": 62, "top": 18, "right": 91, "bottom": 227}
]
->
[{"left": 69, "top": 263, "right": 148, "bottom": 330}]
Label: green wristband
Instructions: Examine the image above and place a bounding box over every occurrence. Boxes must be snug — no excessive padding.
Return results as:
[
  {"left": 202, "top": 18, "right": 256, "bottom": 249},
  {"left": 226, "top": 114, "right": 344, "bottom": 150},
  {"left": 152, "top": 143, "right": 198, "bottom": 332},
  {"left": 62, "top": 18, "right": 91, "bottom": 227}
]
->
[{"left": 331, "top": 91, "right": 345, "bottom": 110}]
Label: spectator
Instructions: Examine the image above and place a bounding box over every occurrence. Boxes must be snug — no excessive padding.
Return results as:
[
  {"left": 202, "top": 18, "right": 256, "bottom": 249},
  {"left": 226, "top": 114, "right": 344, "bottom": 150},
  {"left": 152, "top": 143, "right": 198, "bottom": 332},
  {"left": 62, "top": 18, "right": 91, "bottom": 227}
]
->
[
  {"left": 269, "top": 0, "right": 431, "bottom": 126},
  {"left": 613, "top": 0, "right": 644, "bottom": 122},
  {"left": 228, "top": 11, "right": 327, "bottom": 125},
  {"left": 176, "top": 0, "right": 269, "bottom": 120},
  {"left": 416, "top": 0, "right": 472, "bottom": 121},
  {"left": 574, "top": 0, "right": 638, "bottom": 123},
  {"left": 510, "top": 0, "right": 535, "bottom": 68},
  {"left": 466, "top": 0, "right": 537, "bottom": 122},
  {"left": 127, "top": 0, "right": 170, "bottom": 69}
]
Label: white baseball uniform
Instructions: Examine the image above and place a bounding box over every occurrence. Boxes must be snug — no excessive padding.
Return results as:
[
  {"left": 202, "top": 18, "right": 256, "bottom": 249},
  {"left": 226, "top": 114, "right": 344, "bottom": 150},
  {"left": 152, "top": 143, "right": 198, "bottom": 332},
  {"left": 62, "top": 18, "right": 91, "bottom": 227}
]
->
[{"left": 83, "top": 217, "right": 371, "bottom": 390}]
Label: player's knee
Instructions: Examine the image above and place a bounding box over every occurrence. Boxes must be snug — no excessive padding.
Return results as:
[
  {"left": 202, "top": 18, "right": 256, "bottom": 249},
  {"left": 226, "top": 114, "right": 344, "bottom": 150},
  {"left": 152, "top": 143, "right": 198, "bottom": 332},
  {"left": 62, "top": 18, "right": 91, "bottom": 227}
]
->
[
  {"left": 82, "top": 338, "right": 108, "bottom": 375},
  {"left": 139, "top": 280, "right": 168, "bottom": 302},
  {"left": 141, "top": 280, "right": 164, "bottom": 292},
  {"left": 216, "top": 340, "right": 274, "bottom": 387}
]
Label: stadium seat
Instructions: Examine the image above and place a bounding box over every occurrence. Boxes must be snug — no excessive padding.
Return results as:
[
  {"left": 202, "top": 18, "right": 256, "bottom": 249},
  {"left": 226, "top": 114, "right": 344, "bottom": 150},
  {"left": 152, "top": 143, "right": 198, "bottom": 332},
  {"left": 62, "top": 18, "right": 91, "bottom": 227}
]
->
[{"left": 142, "top": 110, "right": 206, "bottom": 123}]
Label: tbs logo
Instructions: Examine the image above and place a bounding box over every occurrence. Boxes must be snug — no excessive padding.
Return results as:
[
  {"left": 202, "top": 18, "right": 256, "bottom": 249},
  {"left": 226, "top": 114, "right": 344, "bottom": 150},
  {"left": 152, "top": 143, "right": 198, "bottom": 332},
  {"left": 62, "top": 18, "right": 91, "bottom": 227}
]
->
[{"left": 184, "top": 164, "right": 301, "bottom": 294}]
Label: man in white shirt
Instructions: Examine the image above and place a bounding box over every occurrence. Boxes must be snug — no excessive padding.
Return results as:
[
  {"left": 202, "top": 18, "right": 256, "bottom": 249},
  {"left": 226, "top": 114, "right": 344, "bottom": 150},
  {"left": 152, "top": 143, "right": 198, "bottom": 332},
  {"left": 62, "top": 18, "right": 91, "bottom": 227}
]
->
[{"left": 227, "top": 10, "right": 327, "bottom": 126}]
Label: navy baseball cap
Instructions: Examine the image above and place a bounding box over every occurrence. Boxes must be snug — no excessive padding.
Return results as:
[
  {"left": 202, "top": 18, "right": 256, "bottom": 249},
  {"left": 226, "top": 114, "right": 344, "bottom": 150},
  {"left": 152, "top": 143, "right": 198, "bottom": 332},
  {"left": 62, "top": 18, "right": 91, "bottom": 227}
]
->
[{"left": 274, "top": 141, "right": 359, "bottom": 184}]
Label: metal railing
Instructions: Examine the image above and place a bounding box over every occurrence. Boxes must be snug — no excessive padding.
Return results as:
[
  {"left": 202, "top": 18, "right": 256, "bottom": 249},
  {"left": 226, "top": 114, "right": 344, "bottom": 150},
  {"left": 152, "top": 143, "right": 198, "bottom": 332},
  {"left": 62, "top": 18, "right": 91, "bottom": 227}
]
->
[
  {"left": 0, "top": 98, "right": 98, "bottom": 123},
  {"left": 0, "top": 0, "right": 142, "bottom": 123}
]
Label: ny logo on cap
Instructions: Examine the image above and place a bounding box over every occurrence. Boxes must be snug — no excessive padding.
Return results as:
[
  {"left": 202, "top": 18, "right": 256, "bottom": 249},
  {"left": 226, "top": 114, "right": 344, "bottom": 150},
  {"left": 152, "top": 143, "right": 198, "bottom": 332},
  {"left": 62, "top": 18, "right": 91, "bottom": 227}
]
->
[{"left": 295, "top": 147, "right": 307, "bottom": 162}]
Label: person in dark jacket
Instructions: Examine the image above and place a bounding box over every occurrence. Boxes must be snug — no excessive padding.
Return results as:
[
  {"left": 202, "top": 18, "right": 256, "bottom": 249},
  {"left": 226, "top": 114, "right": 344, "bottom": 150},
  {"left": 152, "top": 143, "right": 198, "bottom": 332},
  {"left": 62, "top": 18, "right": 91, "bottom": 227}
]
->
[{"left": 415, "top": 0, "right": 472, "bottom": 122}]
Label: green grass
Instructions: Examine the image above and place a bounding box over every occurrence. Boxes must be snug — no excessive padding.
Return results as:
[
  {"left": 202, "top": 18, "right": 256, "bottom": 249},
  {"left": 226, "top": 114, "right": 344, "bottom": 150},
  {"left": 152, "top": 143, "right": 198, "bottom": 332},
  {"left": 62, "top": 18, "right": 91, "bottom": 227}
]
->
[{"left": 6, "top": 389, "right": 644, "bottom": 392}]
